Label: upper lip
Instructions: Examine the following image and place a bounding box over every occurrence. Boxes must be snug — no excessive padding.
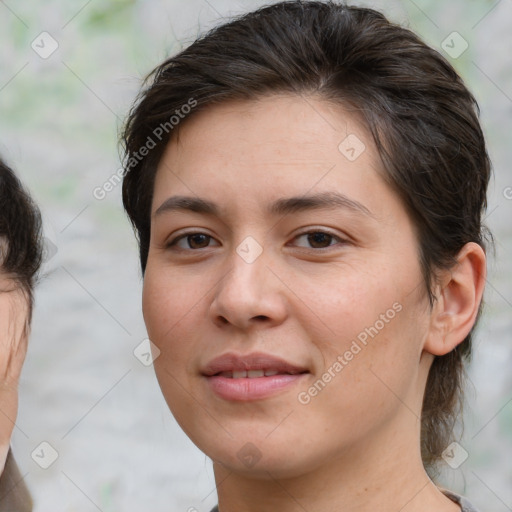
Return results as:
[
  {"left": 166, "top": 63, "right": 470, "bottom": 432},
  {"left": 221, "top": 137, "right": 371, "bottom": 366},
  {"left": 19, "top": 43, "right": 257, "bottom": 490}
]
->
[{"left": 201, "top": 352, "right": 309, "bottom": 376}]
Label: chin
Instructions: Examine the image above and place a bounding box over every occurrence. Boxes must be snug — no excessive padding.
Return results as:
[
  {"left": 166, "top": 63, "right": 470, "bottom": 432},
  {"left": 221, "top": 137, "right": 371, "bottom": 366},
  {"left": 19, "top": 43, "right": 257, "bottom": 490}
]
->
[
  {"left": 212, "top": 450, "right": 314, "bottom": 480},
  {"left": 189, "top": 429, "right": 322, "bottom": 480}
]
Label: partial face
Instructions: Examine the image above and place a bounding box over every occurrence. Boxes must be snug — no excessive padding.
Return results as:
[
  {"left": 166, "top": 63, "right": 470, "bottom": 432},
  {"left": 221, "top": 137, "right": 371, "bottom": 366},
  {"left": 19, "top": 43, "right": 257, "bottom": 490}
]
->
[
  {"left": 0, "top": 274, "right": 30, "bottom": 451},
  {"left": 143, "top": 95, "right": 433, "bottom": 477}
]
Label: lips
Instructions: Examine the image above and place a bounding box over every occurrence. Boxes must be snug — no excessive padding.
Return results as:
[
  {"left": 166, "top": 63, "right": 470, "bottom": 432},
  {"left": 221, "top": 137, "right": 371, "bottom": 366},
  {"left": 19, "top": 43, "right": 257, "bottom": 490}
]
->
[
  {"left": 202, "top": 352, "right": 308, "bottom": 377},
  {"left": 202, "top": 352, "right": 309, "bottom": 401}
]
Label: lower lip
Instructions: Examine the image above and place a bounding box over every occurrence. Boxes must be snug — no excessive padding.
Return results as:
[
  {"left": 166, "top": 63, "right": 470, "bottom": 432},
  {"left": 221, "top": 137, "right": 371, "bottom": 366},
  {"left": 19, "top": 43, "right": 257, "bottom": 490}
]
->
[{"left": 205, "top": 374, "right": 307, "bottom": 401}]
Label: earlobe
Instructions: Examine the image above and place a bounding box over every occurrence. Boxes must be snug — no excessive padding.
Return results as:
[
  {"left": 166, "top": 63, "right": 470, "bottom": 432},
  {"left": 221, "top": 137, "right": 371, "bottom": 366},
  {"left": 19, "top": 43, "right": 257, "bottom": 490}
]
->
[{"left": 424, "top": 242, "right": 487, "bottom": 357}]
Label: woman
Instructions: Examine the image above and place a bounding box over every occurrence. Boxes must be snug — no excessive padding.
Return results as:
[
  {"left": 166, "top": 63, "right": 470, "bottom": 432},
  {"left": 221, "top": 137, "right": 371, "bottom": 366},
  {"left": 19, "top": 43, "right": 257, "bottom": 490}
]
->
[
  {"left": 121, "top": 2, "right": 490, "bottom": 511},
  {"left": 0, "top": 157, "right": 43, "bottom": 511}
]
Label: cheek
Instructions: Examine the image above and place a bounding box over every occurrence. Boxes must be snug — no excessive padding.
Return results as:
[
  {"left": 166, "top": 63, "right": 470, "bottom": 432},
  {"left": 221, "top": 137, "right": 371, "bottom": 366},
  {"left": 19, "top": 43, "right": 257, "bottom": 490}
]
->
[
  {"left": 291, "top": 262, "right": 403, "bottom": 350},
  {"left": 142, "top": 261, "right": 205, "bottom": 335},
  {"left": 142, "top": 268, "right": 206, "bottom": 426},
  {"left": 295, "top": 260, "right": 427, "bottom": 407},
  {"left": 142, "top": 269, "right": 197, "bottom": 366},
  {"left": 295, "top": 312, "right": 424, "bottom": 455}
]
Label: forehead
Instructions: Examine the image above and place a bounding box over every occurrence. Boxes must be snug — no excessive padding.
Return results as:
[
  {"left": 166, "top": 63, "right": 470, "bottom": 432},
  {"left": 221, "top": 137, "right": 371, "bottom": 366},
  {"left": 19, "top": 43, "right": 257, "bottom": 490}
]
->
[
  {"left": 152, "top": 94, "right": 397, "bottom": 221},
  {"left": 167, "top": 94, "right": 375, "bottom": 164}
]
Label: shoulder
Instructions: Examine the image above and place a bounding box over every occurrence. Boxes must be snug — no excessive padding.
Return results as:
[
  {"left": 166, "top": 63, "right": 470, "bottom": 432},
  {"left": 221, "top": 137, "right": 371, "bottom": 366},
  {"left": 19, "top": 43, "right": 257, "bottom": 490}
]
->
[
  {"left": 0, "top": 449, "right": 32, "bottom": 512},
  {"left": 442, "top": 489, "right": 482, "bottom": 512}
]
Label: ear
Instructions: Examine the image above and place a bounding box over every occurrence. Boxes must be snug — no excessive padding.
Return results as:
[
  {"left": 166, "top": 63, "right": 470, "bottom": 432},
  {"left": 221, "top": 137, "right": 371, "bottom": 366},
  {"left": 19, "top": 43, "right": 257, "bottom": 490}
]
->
[{"left": 423, "top": 242, "right": 487, "bottom": 356}]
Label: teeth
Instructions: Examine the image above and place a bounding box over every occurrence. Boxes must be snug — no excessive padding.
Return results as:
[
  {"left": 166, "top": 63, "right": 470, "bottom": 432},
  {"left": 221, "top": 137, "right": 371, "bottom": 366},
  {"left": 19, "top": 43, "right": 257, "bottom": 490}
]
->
[{"left": 219, "top": 369, "right": 284, "bottom": 378}]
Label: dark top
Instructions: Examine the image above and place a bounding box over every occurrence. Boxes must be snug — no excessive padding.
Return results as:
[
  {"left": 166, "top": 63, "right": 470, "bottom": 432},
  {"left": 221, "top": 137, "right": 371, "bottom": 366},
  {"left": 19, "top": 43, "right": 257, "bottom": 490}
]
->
[
  {"left": 209, "top": 490, "right": 481, "bottom": 512},
  {"left": 0, "top": 449, "right": 32, "bottom": 512}
]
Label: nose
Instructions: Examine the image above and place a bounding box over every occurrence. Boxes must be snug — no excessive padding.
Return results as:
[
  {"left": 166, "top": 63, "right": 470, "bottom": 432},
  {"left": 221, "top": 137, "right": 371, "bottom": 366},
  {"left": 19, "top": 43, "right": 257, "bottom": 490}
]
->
[{"left": 209, "top": 245, "right": 288, "bottom": 331}]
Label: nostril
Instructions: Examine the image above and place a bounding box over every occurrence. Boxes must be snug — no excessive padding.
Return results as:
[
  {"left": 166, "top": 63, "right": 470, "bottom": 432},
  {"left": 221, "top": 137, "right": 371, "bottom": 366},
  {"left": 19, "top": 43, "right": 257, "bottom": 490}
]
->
[{"left": 215, "top": 314, "right": 269, "bottom": 327}]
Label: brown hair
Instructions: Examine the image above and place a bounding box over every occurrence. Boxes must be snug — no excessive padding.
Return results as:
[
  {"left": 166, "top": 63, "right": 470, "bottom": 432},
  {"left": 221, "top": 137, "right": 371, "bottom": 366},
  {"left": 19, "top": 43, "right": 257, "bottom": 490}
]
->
[{"left": 121, "top": 1, "right": 492, "bottom": 473}]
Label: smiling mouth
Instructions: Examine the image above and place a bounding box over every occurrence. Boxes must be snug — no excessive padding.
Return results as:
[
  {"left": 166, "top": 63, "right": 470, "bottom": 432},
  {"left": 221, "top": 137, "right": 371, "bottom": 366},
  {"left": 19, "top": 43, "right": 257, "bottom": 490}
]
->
[{"left": 201, "top": 352, "right": 310, "bottom": 400}]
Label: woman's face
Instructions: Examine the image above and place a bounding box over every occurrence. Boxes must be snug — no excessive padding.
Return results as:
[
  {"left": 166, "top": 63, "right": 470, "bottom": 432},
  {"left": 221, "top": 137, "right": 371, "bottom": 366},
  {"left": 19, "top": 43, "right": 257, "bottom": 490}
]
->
[{"left": 143, "top": 95, "right": 434, "bottom": 477}]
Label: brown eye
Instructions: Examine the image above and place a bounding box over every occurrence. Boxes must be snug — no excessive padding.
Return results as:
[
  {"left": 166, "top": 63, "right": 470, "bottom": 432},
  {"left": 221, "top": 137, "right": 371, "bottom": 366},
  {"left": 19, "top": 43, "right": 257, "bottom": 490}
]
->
[
  {"left": 167, "top": 232, "right": 219, "bottom": 250},
  {"left": 306, "top": 232, "right": 333, "bottom": 248},
  {"left": 293, "top": 230, "right": 344, "bottom": 249},
  {"left": 186, "top": 234, "right": 211, "bottom": 249}
]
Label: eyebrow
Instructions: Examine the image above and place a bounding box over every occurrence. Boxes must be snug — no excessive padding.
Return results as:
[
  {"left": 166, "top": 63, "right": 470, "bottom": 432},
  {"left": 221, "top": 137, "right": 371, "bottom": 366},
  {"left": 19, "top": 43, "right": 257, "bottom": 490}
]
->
[{"left": 154, "top": 191, "right": 374, "bottom": 219}]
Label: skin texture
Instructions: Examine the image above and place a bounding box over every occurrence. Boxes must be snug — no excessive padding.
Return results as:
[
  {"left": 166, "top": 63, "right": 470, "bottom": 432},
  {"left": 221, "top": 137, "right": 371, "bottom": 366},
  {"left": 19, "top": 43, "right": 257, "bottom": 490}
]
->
[
  {"left": 142, "top": 95, "right": 486, "bottom": 512},
  {"left": 0, "top": 275, "right": 30, "bottom": 474}
]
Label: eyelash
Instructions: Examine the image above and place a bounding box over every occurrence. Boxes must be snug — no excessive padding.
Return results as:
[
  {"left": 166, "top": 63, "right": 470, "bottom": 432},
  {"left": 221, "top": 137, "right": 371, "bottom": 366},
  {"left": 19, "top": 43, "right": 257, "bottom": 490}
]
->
[{"left": 166, "top": 230, "right": 348, "bottom": 252}]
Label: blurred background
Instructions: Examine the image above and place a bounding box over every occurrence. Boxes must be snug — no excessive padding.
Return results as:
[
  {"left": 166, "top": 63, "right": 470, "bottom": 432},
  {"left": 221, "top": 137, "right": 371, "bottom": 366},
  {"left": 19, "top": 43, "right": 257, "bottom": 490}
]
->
[{"left": 0, "top": 0, "right": 510, "bottom": 510}]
